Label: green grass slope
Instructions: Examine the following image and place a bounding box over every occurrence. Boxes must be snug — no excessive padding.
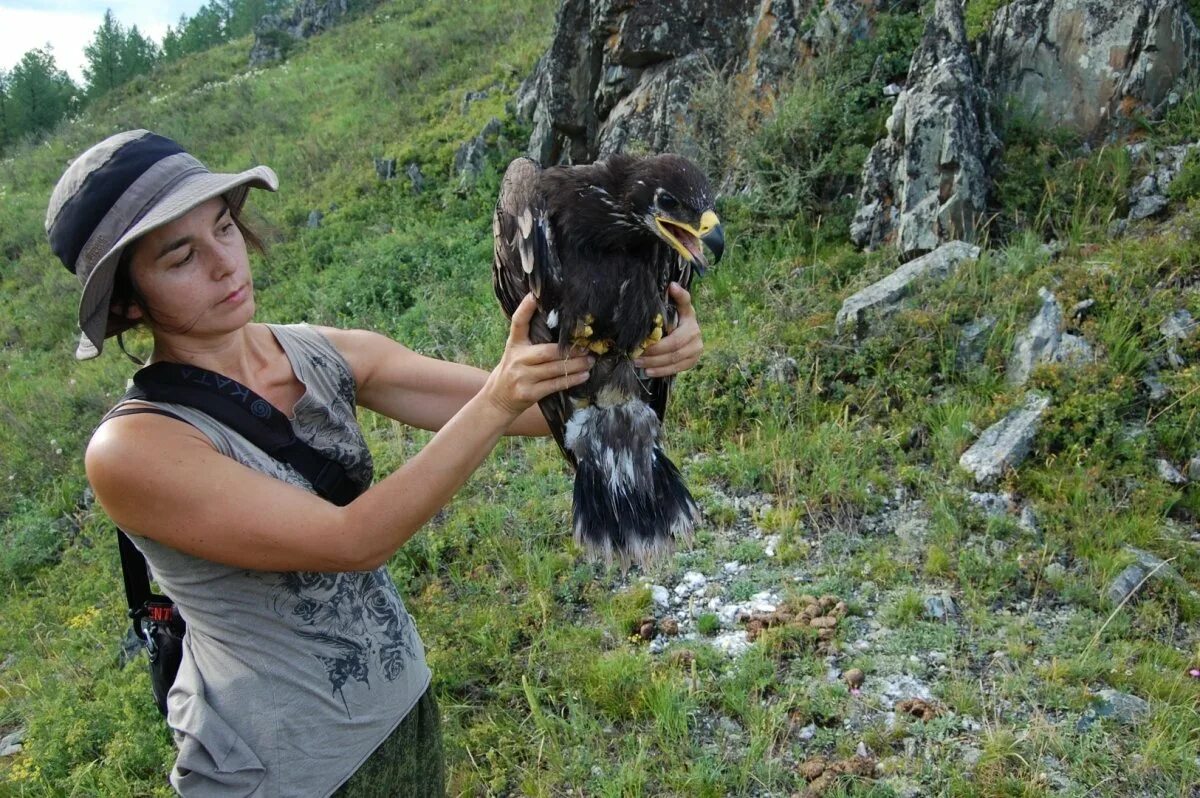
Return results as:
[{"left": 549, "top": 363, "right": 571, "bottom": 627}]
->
[{"left": 2, "top": 0, "right": 1199, "bottom": 795}]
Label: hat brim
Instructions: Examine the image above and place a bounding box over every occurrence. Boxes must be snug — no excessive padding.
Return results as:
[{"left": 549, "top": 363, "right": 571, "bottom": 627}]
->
[{"left": 76, "top": 165, "right": 277, "bottom": 360}]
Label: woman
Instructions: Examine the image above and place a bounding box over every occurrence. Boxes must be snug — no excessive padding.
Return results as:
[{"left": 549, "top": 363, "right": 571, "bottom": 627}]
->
[{"left": 45, "top": 130, "right": 703, "bottom": 796}]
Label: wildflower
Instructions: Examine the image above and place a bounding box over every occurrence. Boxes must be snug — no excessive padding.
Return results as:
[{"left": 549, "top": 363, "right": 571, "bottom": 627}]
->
[{"left": 1188, "top": 668, "right": 1199, "bottom": 679}]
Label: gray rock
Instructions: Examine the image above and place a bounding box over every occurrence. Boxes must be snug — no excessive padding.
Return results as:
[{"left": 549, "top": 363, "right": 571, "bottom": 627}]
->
[
  {"left": 1143, "top": 372, "right": 1169, "bottom": 400},
  {"left": 674, "top": 570, "right": 707, "bottom": 599},
  {"left": 306, "top": 210, "right": 323, "bottom": 229},
  {"left": 0, "top": 728, "right": 24, "bottom": 757},
  {"left": 1160, "top": 309, "right": 1196, "bottom": 341},
  {"left": 405, "top": 162, "right": 425, "bottom": 194},
  {"left": 461, "top": 89, "right": 490, "bottom": 114},
  {"left": 1069, "top": 299, "right": 1095, "bottom": 320},
  {"left": 649, "top": 584, "right": 670, "bottom": 609},
  {"left": 923, "top": 593, "right": 957, "bottom": 621},
  {"left": 1018, "top": 504, "right": 1040, "bottom": 533},
  {"left": 1106, "top": 545, "right": 1200, "bottom": 605},
  {"left": 711, "top": 630, "right": 751, "bottom": 657},
  {"left": 959, "top": 392, "right": 1051, "bottom": 485},
  {"left": 1129, "top": 194, "right": 1169, "bottom": 221},
  {"left": 980, "top": 0, "right": 1200, "bottom": 140},
  {"left": 453, "top": 135, "right": 488, "bottom": 189},
  {"left": 873, "top": 672, "right": 934, "bottom": 710},
  {"left": 1125, "top": 143, "right": 1200, "bottom": 224},
  {"left": 517, "top": 0, "right": 813, "bottom": 166},
  {"left": 1188, "top": 454, "right": 1200, "bottom": 482},
  {"left": 373, "top": 157, "right": 396, "bottom": 180},
  {"left": 1156, "top": 458, "right": 1188, "bottom": 485},
  {"left": 835, "top": 241, "right": 981, "bottom": 336},
  {"left": 850, "top": 0, "right": 997, "bottom": 256},
  {"left": 956, "top": 315, "right": 996, "bottom": 368},
  {"left": 764, "top": 355, "right": 799, "bottom": 384},
  {"left": 1092, "top": 689, "right": 1150, "bottom": 725},
  {"left": 250, "top": 0, "right": 350, "bottom": 66},
  {"left": 1008, "top": 288, "right": 1094, "bottom": 386},
  {"left": 1043, "top": 561, "right": 1066, "bottom": 582},
  {"left": 968, "top": 491, "right": 1014, "bottom": 517}
]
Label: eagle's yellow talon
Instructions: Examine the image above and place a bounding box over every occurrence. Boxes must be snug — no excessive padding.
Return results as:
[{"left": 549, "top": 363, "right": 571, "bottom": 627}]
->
[
  {"left": 588, "top": 339, "right": 612, "bottom": 355},
  {"left": 630, "top": 345, "right": 645, "bottom": 359}
]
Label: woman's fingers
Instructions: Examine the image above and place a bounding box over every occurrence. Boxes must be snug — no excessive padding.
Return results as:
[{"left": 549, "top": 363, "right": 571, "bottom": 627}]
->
[
  {"left": 634, "top": 284, "right": 703, "bottom": 376},
  {"left": 507, "top": 293, "right": 538, "bottom": 346}
]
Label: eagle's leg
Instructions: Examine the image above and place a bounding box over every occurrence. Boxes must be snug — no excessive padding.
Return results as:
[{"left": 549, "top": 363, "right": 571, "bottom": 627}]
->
[{"left": 629, "top": 313, "right": 665, "bottom": 359}]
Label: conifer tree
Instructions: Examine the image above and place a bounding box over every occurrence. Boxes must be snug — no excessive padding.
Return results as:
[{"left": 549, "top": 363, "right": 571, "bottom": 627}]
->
[
  {"left": 0, "top": 68, "right": 12, "bottom": 151},
  {"left": 121, "top": 25, "right": 160, "bottom": 81},
  {"left": 83, "top": 10, "right": 126, "bottom": 99},
  {"left": 7, "top": 47, "right": 75, "bottom": 142}
]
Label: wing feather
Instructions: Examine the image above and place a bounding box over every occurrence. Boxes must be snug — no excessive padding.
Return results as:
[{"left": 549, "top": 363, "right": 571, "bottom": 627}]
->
[
  {"left": 643, "top": 250, "right": 696, "bottom": 423},
  {"left": 492, "top": 158, "right": 575, "bottom": 465}
]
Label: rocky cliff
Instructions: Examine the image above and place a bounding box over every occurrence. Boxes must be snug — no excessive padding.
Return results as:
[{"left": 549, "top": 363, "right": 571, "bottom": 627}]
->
[{"left": 514, "top": 0, "right": 1200, "bottom": 257}]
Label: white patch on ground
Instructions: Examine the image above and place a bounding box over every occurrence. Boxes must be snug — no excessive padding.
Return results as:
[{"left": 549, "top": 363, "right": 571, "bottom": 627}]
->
[{"left": 711, "top": 631, "right": 751, "bottom": 657}]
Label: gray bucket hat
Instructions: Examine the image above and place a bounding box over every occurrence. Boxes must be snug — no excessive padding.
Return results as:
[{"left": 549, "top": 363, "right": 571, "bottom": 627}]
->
[{"left": 46, "top": 129, "right": 278, "bottom": 360}]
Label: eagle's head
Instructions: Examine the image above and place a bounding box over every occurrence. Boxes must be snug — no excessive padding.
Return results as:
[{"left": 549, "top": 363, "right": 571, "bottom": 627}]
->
[{"left": 626, "top": 154, "right": 724, "bottom": 273}]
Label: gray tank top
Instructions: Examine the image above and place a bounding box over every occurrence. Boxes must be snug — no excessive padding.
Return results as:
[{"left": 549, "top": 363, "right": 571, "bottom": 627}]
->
[{"left": 117, "top": 323, "right": 431, "bottom": 797}]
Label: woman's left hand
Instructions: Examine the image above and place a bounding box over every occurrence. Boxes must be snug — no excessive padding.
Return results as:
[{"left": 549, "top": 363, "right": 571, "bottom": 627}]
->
[{"left": 633, "top": 281, "right": 703, "bottom": 378}]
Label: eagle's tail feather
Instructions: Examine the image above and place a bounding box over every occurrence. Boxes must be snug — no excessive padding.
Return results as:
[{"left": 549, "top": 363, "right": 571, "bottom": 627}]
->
[{"left": 565, "top": 400, "right": 697, "bottom": 566}]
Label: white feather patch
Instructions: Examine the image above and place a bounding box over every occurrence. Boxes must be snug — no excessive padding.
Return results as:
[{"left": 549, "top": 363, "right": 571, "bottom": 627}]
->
[
  {"left": 546, "top": 309, "right": 559, "bottom": 329},
  {"left": 563, "top": 406, "right": 593, "bottom": 450},
  {"left": 518, "top": 208, "right": 534, "bottom": 238}
]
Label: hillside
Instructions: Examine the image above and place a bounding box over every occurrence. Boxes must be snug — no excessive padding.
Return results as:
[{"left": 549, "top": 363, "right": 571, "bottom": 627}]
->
[{"left": 1, "top": 0, "right": 1199, "bottom": 795}]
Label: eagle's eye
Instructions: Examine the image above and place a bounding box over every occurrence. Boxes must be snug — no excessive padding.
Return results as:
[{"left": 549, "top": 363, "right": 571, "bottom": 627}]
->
[{"left": 657, "top": 193, "right": 680, "bottom": 213}]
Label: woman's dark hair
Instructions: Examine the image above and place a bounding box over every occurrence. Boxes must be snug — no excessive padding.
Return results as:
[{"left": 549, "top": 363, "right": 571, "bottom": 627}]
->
[
  {"left": 109, "top": 200, "right": 266, "bottom": 354},
  {"left": 111, "top": 202, "right": 267, "bottom": 333}
]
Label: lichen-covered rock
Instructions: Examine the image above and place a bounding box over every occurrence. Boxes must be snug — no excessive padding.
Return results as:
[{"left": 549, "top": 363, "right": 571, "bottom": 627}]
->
[
  {"left": 835, "top": 240, "right": 981, "bottom": 335},
  {"left": 958, "top": 392, "right": 1051, "bottom": 484},
  {"left": 1007, "top": 287, "right": 1094, "bottom": 386},
  {"left": 250, "top": 0, "right": 351, "bottom": 66},
  {"left": 979, "top": 0, "right": 1200, "bottom": 140},
  {"left": 850, "top": 0, "right": 997, "bottom": 258},
  {"left": 515, "top": 0, "right": 883, "bottom": 166}
]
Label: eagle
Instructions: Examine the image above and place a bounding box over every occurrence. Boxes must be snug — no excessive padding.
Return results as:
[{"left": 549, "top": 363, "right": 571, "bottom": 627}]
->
[{"left": 492, "top": 153, "right": 724, "bottom": 564}]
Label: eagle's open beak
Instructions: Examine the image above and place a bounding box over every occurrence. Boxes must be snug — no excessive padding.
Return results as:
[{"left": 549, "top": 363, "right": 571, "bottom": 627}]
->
[{"left": 655, "top": 210, "right": 724, "bottom": 273}]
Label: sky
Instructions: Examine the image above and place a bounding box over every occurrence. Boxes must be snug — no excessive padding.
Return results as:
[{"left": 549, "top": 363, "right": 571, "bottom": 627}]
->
[{"left": 1, "top": 1, "right": 212, "bottom": 85}]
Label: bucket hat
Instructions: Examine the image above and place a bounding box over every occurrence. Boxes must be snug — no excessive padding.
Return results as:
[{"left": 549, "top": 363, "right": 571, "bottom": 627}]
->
[{"left": 46, "top": 129, "right": 278, "bottom": 360}]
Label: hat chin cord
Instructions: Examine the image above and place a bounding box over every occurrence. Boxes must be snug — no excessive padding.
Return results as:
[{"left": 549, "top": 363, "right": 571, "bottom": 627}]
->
[{"left": 116, "top": 332, "right": 146, "bottom": 366}]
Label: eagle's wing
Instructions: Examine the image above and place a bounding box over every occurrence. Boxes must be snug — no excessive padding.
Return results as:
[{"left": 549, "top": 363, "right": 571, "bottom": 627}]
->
[
  {"left": 492, "top": 158, "right": 575, "bottom": 465},
  {"left": 642, "top": 250, "right": 696, "bottom": 423}
]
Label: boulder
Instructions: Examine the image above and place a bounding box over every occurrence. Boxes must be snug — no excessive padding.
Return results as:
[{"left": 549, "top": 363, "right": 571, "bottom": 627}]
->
[
  {"left": 956, "top": 315, "right": 996, "bottom": 368},
  {"left": 958, "top": 392, "right": 1051, "bottom": 485},
  {"left": 1106, "top": 545, "right": 1200, "bottom": 605},
  {"left": 1007, "top": 287, "right": 1094, "bottom": 386},
  {"left": 835, "top": 240, "right": 981, "bottom": 335},
  {"left": 979, "top": 0, "right": 1200, "bottom": 141},
  {"left": 850, "top": 0, "right": 997, "bottom": 258}
]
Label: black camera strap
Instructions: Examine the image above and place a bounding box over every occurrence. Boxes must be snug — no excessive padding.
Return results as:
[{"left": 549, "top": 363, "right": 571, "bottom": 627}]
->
[{"left": 102, "top": 361, "right": 366, "bottom": 700}]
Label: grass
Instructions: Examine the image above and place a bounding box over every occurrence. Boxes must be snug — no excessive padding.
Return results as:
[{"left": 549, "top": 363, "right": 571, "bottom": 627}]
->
[{"left": 1, "top": 1, "right": 1199, "bottom": 796}]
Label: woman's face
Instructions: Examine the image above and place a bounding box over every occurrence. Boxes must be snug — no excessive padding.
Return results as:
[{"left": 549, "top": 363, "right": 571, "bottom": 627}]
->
[{"left": 125, "top": 196, "right": 255, "bottom": 338}]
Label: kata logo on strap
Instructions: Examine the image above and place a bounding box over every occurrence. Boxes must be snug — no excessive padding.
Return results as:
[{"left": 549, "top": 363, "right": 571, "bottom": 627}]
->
[{"left": 177, "top": 366, "right": 273, "bottom": 418}]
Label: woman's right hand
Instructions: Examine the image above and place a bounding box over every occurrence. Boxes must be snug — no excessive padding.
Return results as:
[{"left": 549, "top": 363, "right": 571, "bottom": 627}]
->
[{"left": 482, "top": 294, "right": 593, "bottom": 418}]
